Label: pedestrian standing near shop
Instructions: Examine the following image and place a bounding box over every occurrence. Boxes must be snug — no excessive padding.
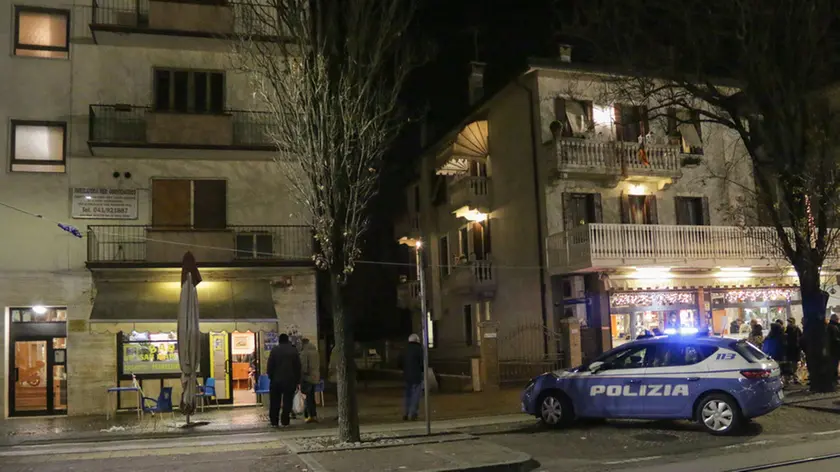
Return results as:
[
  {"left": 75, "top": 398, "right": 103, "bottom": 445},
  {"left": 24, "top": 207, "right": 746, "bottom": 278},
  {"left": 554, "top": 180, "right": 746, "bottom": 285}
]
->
[
  {"left": 785, "top": 317, "right": 803, "bottom": 384},
  {"left": 400, "top": 334, "right": 424, "bottom": 421},
  {"left": 299, "top": 338, "right": 320, "bottom": 423},
  {"left": 266, "top": 333, "right": 301, "bottom": 428},
  {"left": 748, "top": 323, "right": 765, "bottom": 348},
  {"left": 762, "top": 323, "right": 786, "bottom": 364}
]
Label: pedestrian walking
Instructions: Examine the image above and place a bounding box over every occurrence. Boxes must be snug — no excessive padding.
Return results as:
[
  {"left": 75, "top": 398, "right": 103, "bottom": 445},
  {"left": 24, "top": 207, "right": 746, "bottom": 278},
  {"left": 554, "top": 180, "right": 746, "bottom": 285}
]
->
[
  {"left": 729, "top": 318, "right": 742, "bottom": 336},
  {"left": 400, "top": 333, "right": 424, "bottom": 421},
  {"left": 300, "top": 338, "right": 320, "bottom": 423},
  {"left": 785, "top": 317, "right": 803, "bottom": 384},
  {"left": 267, "top": 333, "right": 301, "bottom": 428},
  {"left": 748, "top": 323, "right": 764, "bottom": 348},
  {"left": 828, "top": 315, "right": 840, "bottom": 385},
  {"left": 762, "top": 323, "right": 786, "bottom": 364}
]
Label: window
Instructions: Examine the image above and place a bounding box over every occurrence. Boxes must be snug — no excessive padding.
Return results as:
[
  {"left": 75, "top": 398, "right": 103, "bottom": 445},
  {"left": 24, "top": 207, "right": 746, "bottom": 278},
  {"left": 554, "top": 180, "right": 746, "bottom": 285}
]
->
[
  {"left": 732, "top": 340, "right": 768, "bottom": 363},
  {"left": 456, "top": 222, "right": 490, "bottom": 261},
  {"left": 622, "top": 195, "right": 658, "bottom": 224},
  {"left": 151, "top": 179, "right": 227, "bottom": 229},
  {"left": 675, "top": 197, "right": 709, "bottom": 225},
  {"left": 614, "top": 104, "right": 648, "bottom": 142},
  {"left": 598, "top": 345, "right": 652, "bottom": 370},
  {"left": 14, "top": 6, "right": 69, "bottom": 59},
  {"left": 10, "top": 307, "right": 67, "bottom": 323},
  {"left": 464, "top": 304, "right": 473, "bottom": 346},
  {"left": 154, "top": 69, "right": 225, "bottom": 113},
  {"left": 10, "top": 121, "right": 66, "bottom": 173},
  {"left": 438, "top": 235, "right": 450, "bottom": 280},
  {"left": 563, "top": 192, "right": 602, "bottom": 229},
  {"left": 667, "top": 108, "right": 704, "bottom": 155},
  {"left": 650, "top": 344, "right": 718, "bottom": 367}
]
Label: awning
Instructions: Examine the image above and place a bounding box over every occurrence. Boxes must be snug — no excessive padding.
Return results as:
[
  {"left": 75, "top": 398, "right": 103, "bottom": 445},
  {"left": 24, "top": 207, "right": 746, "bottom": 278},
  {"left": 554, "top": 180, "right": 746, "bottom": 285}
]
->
[
  {"left": 436, "top": 120, "right": 489, "bottom": 175},
  {"left": 90, "top": 280, "right": 277, "bottom": 322},
  {"left": 86, "top": 321, "right": 280, "bottom": 334}
]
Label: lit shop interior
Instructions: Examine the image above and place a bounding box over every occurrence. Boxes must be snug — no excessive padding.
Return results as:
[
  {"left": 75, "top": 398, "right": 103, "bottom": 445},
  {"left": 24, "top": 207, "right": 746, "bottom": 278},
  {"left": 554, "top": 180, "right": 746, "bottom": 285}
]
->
[
  {"left": 112, "top": 329, "right": 279, "bottom": 411},
  {"left": 709, "top": 287, "right": 800, "bottom": 336}
]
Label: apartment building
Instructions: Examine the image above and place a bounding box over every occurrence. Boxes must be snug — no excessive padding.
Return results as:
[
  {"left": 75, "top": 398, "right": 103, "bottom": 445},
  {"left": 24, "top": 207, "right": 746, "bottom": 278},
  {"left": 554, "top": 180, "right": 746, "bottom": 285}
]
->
[
  {"left": 395, "top": 49, "right": 830, "bottom": 377},
  {"left": 0, "top": 1, "right": 316, "bottom": 418}
]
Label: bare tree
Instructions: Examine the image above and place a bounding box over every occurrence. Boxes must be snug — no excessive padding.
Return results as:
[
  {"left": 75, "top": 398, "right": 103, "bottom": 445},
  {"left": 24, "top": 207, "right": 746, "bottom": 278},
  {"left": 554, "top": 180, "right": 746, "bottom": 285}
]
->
[
  {"left": 564, "top": 0, "right": 840, "bottom": 391},
  {"left": 233, "top": 0, "right": 419, "bottom": 440}
]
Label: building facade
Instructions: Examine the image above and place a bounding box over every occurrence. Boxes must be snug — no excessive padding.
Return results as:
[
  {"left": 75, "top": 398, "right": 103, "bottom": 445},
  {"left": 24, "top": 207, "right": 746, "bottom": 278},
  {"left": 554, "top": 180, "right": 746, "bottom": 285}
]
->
[
  {"left": 395, "top": 52, "right": 839, "bottom": 380},
  {"left": 1, "top": 1, "right": 316, "bottom": 418}
]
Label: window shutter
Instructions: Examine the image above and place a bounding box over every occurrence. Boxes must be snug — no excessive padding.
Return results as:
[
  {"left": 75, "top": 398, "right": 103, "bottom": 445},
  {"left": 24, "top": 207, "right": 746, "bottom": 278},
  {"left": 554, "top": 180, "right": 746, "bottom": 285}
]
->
[
  {"left": 562, "top": 192, "right": 574, "bottom": 230},
  {"left": 619, "top": 192, "right": 630, "bottom": 224},
  {"left": 640, "top": 105, "right": 650, "bottom": 136},
  {"left": 593, "top": 193, "right": 603, "bottom": 223},
  {"left": 647, "top": 195, "right": 659, "bottom": 224},
  {"left": 484, "top": 218, "right": 492, "bottom": 256},
  {"left": 701, "top": 197, "right": 711, "bottom": 225},
  {"left": 675, "top": 197, "right": 686, "bottom": 225},
  {"left": 553, "top": 97, "right": 566, "bottom": 121},
  {"left": 193, "top": 179, "right": 227, "bottom": 229},
  {"left": 152, "top": 179, "right": 191, "bottom": 227},
  {"left": 613, "top": 104, "right": 623, "bottom": 141}
]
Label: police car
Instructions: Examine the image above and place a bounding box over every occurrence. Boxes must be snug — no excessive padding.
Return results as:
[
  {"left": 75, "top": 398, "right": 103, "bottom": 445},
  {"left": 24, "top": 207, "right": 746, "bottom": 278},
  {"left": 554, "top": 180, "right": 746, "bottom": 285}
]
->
[{"left": 521, "top": 335, "right": 783, "bottom": 435}]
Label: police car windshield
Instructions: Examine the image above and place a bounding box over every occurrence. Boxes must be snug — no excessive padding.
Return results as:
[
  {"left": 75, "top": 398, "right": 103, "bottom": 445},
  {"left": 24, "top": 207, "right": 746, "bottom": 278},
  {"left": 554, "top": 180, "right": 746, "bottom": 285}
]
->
[{"left": 732, "top": 339, "right": 769, "bottom": 363}]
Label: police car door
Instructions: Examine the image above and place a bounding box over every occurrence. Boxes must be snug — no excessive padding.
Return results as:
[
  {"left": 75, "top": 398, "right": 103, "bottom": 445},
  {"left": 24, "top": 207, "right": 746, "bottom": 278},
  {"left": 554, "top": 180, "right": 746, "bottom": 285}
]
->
[
  {"left": 580, "top": 344, "right": 653, "bottom": 418},
  {"left": 643, "top": 343, "right": 714, "bottom": 418}
]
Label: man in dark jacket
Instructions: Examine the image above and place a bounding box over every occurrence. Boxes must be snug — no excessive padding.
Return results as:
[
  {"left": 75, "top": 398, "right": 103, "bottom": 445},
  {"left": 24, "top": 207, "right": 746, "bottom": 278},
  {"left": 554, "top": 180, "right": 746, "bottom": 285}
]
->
[
  {"left": 401, "top": 334, "right": 424, "bottom": 421},
  {"left": 828, "top": 315, "right": 840, "bottom": 385},
  {"left": 784, "top": 317, "right": 803, "bottom": 383},
  {"left": 267, "top": 333, "right": 301, "bottom": 427}
]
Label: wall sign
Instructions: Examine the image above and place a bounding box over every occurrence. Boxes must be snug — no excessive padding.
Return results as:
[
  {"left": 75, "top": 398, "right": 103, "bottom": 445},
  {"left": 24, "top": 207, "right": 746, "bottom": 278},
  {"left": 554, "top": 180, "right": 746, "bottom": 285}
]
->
[{"left": 71, "top": 188, "right": 138, "bottom": 220}]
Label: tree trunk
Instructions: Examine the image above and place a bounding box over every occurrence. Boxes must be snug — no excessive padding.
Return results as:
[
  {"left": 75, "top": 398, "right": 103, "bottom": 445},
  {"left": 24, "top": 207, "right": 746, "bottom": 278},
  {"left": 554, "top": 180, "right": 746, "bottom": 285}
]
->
[
  {"left": 798, "top": 267, "right": 835, "bottom": 393},
  {"left": 331, "top": 268, "right": 361, "bottom": 442}
]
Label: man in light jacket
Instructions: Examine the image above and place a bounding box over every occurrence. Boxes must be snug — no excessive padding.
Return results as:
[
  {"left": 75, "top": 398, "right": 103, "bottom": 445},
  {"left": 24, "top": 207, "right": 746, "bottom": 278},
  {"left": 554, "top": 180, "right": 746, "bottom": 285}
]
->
[{"left": 300, "top": 338, "right": 320, "bottom": 422}]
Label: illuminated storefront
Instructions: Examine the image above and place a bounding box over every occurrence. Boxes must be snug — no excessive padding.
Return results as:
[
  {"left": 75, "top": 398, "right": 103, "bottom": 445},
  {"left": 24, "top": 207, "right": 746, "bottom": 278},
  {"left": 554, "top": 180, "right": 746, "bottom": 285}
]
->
[
  {"left": 610, "top": 291, "right": 699, "bottom": 346},
  {"left": 710, "top": 287, "right": 799, "bottom": 336}
]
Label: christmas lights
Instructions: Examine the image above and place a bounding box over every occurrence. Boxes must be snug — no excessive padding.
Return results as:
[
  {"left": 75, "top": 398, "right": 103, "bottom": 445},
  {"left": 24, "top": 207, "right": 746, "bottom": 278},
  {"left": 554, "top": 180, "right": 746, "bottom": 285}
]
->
[{"left": 610, "top": 291, "right": 696, "bottom": 307}]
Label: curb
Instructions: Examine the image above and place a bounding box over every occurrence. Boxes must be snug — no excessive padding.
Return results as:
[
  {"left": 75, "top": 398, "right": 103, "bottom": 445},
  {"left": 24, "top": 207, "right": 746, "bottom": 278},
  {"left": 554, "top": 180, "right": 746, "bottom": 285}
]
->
[
  {"left": 423, "top": 455, "right": 536, "bottom": 472},
  {"left": 786, "top": 403, "right": 840, "bottom": 414}
]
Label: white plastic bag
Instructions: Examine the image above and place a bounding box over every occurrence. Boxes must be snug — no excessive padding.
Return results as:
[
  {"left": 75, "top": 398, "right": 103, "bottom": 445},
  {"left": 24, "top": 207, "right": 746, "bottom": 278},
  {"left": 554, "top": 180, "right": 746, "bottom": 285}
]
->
[{"left": 293, "top": 390, "right": 306, "bottom": 415}]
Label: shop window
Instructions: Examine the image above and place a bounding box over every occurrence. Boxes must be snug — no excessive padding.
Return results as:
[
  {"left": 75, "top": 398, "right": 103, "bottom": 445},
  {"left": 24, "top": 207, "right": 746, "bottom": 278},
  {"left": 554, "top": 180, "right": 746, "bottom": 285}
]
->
[
  {"left": 10, "top": 120, "right": 67, "bottom": 173},
  {"left": 649, "top": 344, "right": 718, "bottom": 368},
  {"left": 151, "top": 179, "right": 227, "bottom": 229},
  {"left": 675, "top": 196, "right": 709, "bottom": 225},
  {"left": 119, "top": 331, "right": 181, "bottom": 376},
  {"left": 154, "top": 68, "right": 225, "bottom": 114},
  {"left": 10, "top": 307, "right": 67, "bottom": 323},
  {"left": 14, "top": 6, "right": 70, "bottom": 59}
]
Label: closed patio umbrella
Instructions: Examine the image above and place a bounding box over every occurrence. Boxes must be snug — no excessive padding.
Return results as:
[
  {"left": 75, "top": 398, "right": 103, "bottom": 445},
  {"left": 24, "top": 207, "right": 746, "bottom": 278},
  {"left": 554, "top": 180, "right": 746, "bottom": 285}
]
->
[{"left": 178, "top": 251, "right": 202, "bottom": 424}]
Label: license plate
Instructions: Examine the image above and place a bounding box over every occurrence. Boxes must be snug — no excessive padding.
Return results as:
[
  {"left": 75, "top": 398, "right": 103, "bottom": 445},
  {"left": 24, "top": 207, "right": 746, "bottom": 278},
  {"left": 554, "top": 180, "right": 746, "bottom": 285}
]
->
[{"left": 778, "top": 390, "right": 785, "bottom": 400}]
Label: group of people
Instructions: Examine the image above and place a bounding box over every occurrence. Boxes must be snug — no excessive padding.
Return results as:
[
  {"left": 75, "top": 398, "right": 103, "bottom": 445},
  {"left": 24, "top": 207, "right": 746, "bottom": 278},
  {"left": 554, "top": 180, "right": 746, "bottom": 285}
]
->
[
  {"left": 732, "top": 315, "right": 840, "bottom": 385},
  {"left": 265, "top": 334, "right": 320, "bottom": 427}
]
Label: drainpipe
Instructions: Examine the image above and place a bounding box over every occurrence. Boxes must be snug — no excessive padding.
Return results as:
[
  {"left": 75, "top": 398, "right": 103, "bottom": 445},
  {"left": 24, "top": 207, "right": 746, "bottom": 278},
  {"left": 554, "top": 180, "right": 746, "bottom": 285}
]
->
[{"left": 514, "top": 77, "right": 549, "bottom": 356}]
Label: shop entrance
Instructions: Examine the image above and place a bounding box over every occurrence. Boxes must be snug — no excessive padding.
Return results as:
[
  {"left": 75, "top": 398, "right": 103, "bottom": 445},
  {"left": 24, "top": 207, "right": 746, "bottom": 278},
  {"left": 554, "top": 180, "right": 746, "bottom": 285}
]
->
[
  {"left": 8, "top": 307, "right": 68, "bottom": 417},
  {"left": 209, "top": 332, "right": 258, "bottom": 405}
]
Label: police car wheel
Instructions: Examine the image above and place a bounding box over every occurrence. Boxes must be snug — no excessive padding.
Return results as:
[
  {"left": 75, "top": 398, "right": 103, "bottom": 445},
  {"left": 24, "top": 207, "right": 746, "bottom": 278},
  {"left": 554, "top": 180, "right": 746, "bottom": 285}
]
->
[
  {"left": 697, "top": 394, "right": 742, "bottom": 435},
  {"left": 538, "top": 392, "right": 572, "bottom": 427}
]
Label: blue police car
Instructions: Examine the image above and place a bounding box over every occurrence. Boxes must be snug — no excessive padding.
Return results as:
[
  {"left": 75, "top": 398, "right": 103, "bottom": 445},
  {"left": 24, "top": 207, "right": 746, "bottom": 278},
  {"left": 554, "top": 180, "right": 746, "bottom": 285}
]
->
[{"left": 521, "top": 335, "right": 783, "bottom": 435}]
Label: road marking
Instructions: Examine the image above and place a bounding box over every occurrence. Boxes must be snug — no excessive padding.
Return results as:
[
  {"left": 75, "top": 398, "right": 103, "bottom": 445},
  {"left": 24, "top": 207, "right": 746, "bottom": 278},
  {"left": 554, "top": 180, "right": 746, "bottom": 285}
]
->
[
  {"left": 603, "top": 455, "right": 662, "bottom": 465},
  {"left": 723, "top": 440, "right": 773, "bottom": 449},
  {"left": 813, "top": 429, "right": 840, "bottom": 436}
]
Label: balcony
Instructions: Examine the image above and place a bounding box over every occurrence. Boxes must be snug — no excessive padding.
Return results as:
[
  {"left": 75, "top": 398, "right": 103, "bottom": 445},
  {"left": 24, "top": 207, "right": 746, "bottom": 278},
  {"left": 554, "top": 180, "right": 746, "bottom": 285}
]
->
[
  {"left": 449, "top": 176, "right": 491, "bottom": 213},
  {"left": 88, "top": 105, "right": 276, "bottom": 159},
  {"left": 556, "top": 138, "right": 682, "bottom": 188},
  {"left": 89, "top": 0, "right": 288, "bottom": 51},
  {"left": 394, "top": 212, "right": 421, "bottom": 244},
  {"left": 546, "top": 223, "right": 790, "bottom": 275},
  {"left": 86, "top": 225, "right": 313, "bottom": 268},
  {"left": 397, "top": 280, "right": 421, "bottom": 310},
  {"left": 442, "top": 260, "right": 497, "bottom": 298}
]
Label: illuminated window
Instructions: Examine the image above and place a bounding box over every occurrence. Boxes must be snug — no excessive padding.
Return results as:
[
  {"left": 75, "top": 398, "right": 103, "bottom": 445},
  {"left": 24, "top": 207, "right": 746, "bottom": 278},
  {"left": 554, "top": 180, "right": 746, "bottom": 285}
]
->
[
  {"left": 10, "top": 121, "right": 67, "bottom": 173},
  {"left": 14, "top": 6, "right": 70, "bottom": 59}
]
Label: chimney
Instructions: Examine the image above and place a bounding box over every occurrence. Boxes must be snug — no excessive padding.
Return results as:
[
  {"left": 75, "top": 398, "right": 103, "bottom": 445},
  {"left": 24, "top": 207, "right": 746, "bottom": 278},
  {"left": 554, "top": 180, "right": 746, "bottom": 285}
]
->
[
  {"left": 559, "top": 44, "right": 573, "bottom": 63},
  {"left": 468, "top": 61, "right": 486, "bottom": 106}
]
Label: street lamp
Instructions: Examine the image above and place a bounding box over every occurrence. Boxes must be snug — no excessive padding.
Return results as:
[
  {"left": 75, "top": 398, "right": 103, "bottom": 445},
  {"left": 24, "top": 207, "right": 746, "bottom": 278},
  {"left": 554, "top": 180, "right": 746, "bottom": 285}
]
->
[{"left": 401, "top": 237, "right": 430, "bottom": 435}]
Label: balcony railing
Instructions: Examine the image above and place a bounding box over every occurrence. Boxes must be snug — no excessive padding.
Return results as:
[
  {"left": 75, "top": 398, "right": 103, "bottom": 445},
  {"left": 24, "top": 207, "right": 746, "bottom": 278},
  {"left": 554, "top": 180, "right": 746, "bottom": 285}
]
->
[
  {"left": 547, "top": 223, "right": 795, "bottom": 273},
  {"left": 443, "top": 259, "right": 496, "bottom": 297},
  {"left": 449, "top": 176, "right": 491, "bottom": 210},
  {"left": 90, "top": 0, "right": 289, "bottom": 38},
  {"left": 87, "top": 225, "right": 313, "bottom": 265},
  {"left": 556, "top": 139, "right": 681, "bottom": 176},
  {"left": 397, "top": 280, "right": 421, "bottom": 309},
  {"left": 88, "top": 105, "right": 274, "bottom": 148}
]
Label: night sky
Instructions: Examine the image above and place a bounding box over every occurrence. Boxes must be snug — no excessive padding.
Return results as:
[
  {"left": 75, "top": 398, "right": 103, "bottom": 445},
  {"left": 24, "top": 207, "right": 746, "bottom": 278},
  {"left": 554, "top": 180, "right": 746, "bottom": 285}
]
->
[{"left": 334, "top": 0, "right": 556, "bottom": 342}]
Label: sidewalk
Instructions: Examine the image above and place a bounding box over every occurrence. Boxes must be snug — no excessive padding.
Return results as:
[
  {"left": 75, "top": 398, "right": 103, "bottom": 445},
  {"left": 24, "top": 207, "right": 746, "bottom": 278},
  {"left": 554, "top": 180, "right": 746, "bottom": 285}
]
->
[
  {"left": 0, "top": 387, "right": 523, "bottom": 446},
  {"left": 782, "top": 383, "right": 840, "bottom": 413}
]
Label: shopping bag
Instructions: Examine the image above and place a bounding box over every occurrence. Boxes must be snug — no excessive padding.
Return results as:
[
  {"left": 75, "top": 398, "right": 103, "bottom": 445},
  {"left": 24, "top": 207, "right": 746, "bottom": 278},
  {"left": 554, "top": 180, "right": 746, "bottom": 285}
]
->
[{"left": 293, "top": 390, "right": 306, "bottom": 415}]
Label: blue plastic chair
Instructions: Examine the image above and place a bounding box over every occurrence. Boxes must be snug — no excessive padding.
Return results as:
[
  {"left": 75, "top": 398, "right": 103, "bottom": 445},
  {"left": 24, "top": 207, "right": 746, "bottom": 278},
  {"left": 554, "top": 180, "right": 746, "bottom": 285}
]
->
[
  {"left": 142, "top": 387, "right": 175, "bottom": 422},
  {"left": 197, "top": 378, "right": 219, "bottom": 412},
  {"left": 254, "top": 374, "right": 270, "bottom": 406},
  {"left": 315, "top": 379, "right": 325, "bottom": 406}
]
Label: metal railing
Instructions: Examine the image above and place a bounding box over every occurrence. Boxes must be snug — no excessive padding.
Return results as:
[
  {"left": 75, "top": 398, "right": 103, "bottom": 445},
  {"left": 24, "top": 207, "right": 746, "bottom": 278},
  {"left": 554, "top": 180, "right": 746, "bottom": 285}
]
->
[
  {"left": 546, "top": 223, "right": 797, "bottom": 271},
  {"left": 556, "top": 138, "right": 681, "bottom": 174},
  {"left": 90, "top": 0, "right": 290, "bottom": 38},
  {"left": 87, "top": 224, "right": 313, "bottom": 263},
  {"left": 449, "top": 176, "right": 491, "bottom": 209},
  {"left": 88, "top": 104, "right": 274, "bottom": 148}
]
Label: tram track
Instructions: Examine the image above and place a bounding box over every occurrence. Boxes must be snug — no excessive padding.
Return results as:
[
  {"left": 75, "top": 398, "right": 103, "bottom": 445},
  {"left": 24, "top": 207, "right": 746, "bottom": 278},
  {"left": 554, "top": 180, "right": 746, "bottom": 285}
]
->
[{"left": 726, "top": 452, "right": 840, "bottom": 471}]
